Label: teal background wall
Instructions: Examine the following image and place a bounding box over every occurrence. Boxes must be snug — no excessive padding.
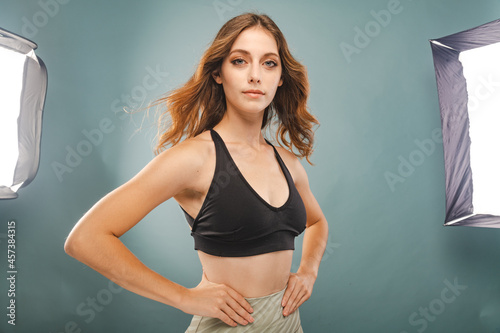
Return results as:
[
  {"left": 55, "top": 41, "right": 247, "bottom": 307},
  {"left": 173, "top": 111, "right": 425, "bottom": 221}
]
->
[{"left": 1, "top": 0, "right": 500, "bottom": 332}]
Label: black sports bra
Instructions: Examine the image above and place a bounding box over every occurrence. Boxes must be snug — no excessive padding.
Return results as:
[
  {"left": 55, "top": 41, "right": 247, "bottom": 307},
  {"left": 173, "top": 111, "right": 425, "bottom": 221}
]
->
[{"left": 179, "top": 129, "right": 307, "bottom": 257}]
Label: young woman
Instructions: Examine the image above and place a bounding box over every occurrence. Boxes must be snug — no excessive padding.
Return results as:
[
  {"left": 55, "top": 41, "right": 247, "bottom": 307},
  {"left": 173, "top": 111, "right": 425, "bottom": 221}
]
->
[{"left": 65, "top": 12, "right": 328, "bottom": 332}]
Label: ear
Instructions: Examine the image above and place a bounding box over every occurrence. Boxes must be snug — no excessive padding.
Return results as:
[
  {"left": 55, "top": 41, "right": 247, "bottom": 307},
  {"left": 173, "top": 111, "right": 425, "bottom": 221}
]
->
[
  {"left": 212, "top": 69, "right": 222, "bottom": 84},
  {"left": 278, "top": 76, "right": 283, "bottom": 87}
]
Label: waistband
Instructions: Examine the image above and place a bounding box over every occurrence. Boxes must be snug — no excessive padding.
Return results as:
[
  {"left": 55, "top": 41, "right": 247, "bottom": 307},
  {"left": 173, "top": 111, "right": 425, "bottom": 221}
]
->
[
  {"left": 244, "top": 285, "right": 287, "bottom": 302},
  {"left": 185, "top": 284, "right": 302, "bottom": 332}
]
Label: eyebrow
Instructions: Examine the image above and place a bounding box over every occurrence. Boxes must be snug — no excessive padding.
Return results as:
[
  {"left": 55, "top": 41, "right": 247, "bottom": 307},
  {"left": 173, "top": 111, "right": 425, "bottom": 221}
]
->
[{"left": 229, "top": 49, "right": 280, "bottom": 58}]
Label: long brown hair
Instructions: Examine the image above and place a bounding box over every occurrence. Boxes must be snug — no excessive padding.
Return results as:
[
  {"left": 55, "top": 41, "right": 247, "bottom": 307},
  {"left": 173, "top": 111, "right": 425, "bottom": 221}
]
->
[{"left": 153, "top": 12, "right": 319, "bottom": 164}]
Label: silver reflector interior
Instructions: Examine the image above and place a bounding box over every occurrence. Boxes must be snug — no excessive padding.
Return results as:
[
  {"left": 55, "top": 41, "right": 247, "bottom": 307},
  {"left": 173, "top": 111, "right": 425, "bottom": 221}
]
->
[
  {"left": 459, "top": 42, "right": 500, "bottom": 216},
  {"left": 0, "top": 46, "right": 27, "bottom": 189},
  {"left": 430, "top": 18, "right": 500, "bottom": 228}
]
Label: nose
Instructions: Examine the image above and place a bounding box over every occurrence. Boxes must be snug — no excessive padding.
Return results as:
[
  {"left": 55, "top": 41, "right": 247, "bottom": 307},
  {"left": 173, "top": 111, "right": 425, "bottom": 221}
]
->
[{"left": 248, "top": 63, "right": 261, "bottom": 84}]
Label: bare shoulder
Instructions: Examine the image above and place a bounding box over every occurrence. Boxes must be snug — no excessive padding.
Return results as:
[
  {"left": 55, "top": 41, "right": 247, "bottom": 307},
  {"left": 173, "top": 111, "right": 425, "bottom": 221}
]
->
[
  {"left": 159, "top": 129, "right": 214, "bottom": 166},
  {"left": 126, "top": 130, "right": 215, "bottom": 205},
  {"left": 274, "top": 145, "right": 309, "bottom": 187}
]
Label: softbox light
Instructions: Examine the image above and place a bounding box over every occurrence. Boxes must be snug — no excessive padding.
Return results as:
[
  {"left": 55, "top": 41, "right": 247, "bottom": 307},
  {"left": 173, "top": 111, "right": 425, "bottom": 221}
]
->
[
  {"left": 0, "top": 28, "right": 47, "bottom": 199},
  {"left": 430, "top": 18, "right": 500, "bottom": 228}
]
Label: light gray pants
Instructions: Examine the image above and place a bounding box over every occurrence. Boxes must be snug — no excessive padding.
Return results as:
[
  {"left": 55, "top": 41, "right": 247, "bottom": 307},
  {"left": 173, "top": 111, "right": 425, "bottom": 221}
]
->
[{"left": 185, "top": 286, "right": 303, "bottom": 332}]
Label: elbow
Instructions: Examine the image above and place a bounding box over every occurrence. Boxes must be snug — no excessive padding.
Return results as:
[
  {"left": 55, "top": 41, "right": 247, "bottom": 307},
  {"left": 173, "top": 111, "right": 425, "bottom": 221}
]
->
[
  {"left": 64, "top": 234, "right": 77, "bottom": 258},
  {"left": 64, "top": 230, "right": 86, "bottom": 259}
]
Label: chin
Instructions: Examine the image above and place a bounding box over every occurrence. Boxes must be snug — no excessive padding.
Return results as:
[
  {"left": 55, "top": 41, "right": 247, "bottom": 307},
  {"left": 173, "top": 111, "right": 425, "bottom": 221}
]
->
[{"left": 244, "top": 106, "right": 270, "bottom": 114}]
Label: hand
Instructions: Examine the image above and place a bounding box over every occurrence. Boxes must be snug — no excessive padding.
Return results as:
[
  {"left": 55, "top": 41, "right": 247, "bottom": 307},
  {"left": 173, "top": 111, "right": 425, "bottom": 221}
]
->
[
  {"left": 281, "top": 272, "right": 315, "bottom": 317},
  {"left": 179, "top": 272, "right": 254, "bottom": 327}
]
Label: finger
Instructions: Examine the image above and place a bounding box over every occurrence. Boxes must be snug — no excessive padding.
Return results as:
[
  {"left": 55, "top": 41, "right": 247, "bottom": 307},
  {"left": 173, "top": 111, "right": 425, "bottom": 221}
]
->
[
  {"left": 226, "top": 288, "right": 254, "bottom": 315},
  {"left": 228, "top": 299, "right": 254, "bottom": 325},
  {"left": 295, "top": 293, "right": 308, "bottom": 309},
  {"left": 286, "top": 286, "right": 312, "bottom": 317},
  {"left": 220, "top": 302, "right": 250, "bottom": 326},
  {"left": 281, "top": 279, "right": 296, "bottom": 307},
  {"left": 284, "top": 292, "right": 305, "bottom": 316},
  {"left": 217, "top": 310, "right": 238, "bottom": 327},
  {"left": 283, "top": 286, "right": 303, "bottom": 316}
]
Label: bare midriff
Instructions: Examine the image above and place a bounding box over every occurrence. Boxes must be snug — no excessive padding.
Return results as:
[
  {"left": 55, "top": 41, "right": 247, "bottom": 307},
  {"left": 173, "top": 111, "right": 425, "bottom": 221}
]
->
[{"left": 197, "top": 249, "right": 294, "bottom": 298}]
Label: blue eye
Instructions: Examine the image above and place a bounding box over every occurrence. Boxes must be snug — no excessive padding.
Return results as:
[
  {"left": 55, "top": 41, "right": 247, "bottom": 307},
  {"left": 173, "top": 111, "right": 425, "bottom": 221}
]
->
[
  {"left": 265, "top": 60, "right": 278, "bottom": 68},
  {"left": 231, "top": 58, "right": 245, "bottom": 65}
]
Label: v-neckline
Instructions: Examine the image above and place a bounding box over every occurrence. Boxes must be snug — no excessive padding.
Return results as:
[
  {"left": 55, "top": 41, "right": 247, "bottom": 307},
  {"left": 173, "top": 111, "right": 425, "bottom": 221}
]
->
[{"left": 211, "top": 129, "right": 292, "bottom": 211}]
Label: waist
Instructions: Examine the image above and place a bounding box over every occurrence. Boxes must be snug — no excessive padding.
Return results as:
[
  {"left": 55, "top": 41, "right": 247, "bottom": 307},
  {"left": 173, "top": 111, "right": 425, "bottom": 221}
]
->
[
  {"left": 185, "top": 284, "right": 302, "bottom": 332},
  {"left": 198, "top": 250, "right": 293, "bottom": 298},
  {"left": 244, "top": 285, "right": 287, "bottom": 304}
]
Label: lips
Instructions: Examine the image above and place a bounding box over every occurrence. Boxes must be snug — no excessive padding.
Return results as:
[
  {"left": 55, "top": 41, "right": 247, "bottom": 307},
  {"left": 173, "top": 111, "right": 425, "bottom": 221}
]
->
[
  {"left": 243, "top": 89, "right": 264, "bottom": 98},
  {"left": 244, "top": 89, "right": 264, "bottom": 94}
]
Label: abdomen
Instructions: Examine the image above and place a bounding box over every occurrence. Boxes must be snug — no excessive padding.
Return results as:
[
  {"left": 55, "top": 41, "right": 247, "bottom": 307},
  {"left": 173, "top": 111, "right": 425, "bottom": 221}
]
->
[{"left": 197, "top": 250, "right": 294, "bottom": 298}]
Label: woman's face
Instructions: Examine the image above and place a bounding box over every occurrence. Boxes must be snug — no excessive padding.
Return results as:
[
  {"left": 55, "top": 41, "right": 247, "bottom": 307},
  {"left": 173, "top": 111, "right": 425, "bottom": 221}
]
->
[{"left": 214, "top": 26, "right": 283, "bottom": 117}]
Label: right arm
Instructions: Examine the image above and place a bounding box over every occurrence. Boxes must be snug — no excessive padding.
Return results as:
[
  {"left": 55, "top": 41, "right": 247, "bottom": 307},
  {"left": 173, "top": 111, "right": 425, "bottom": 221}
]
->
[{"left": 64, "top": 138, "right": 254, "bottom": 327}]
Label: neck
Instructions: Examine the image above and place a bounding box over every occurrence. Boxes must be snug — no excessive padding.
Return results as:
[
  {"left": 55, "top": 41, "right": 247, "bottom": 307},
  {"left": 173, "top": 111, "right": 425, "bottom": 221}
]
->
[{"left": 214, "top": 109, "right": 266, "bottom": 148}]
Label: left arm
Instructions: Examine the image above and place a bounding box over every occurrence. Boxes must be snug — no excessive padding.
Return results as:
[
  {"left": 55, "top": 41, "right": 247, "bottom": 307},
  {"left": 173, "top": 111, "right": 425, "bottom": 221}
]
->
[{"left": 281, "top": 155, "right": 329, "bottom": 316}]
